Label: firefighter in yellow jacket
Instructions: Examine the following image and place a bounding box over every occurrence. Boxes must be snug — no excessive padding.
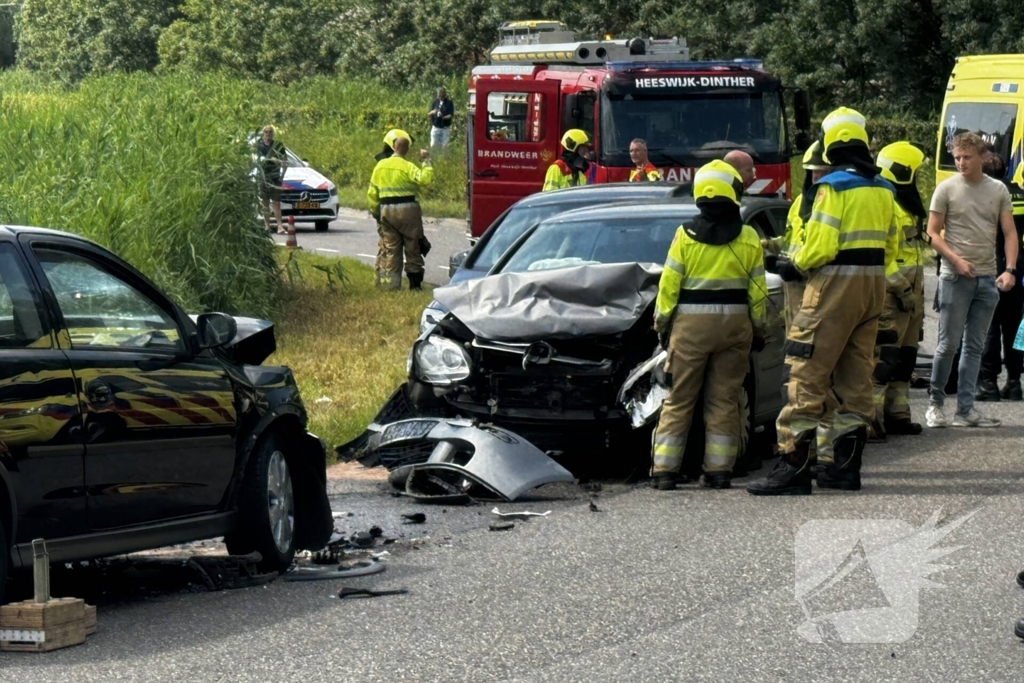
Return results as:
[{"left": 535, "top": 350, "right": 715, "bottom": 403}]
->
[
  {"left": 652, "top": 160, "right": 767, "bottom": 490},
  {"left": 870, "top": 141, "right": 928, "bottom": 436},
  {"left": 748, "top": 107, "right": 896, "bottom": 495},
  {"left": 367, "top": 134, "right": 434, "bottom": 290},
  {"left": 543, "top": 129, "right": 590, "bottom": 191}
]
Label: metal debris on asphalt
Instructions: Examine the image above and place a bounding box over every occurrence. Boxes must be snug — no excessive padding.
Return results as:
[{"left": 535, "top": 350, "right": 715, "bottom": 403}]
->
[
  {"left": 402, "top": 512, "right": 427, "bottom": 524},
  {"left": 589, "top": 500, "right": 601, "bottom": 512},
  {"left": 489, "top": 521, "right": 515, "bottom": 531},
  {"left": 350, "top": 531, "right": 376, "bottom": 548},
  {"left": 283, "top": 560, "right": 386, "bottom": 582},
  {"left": 490, "top": 507, "right": 551, "bottom": 518},
  {"left": 337, "top": 587, "right": 409, "bottom": 599}
]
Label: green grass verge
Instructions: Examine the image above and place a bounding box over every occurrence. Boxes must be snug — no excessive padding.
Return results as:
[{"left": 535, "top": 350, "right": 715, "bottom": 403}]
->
[{"left": 269, "top": 249, "right": 433, "bottom": 451}]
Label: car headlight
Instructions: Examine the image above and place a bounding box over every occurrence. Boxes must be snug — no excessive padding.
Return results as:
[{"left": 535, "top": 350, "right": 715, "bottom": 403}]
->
[
  {"left": 419, "top": 304, "right": 447, "bottom": 335},
  {"left": 414, "top": 336, "right": 471, "bottom": 385},
  {"left": 329, "top": 187, "right": 338, "bottom": 197}
]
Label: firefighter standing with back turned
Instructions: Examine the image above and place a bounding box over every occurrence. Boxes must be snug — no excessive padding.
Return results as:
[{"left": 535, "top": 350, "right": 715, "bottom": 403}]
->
[
  {"left": 367, "top": 134, "right": 433, "bottom": 291},
  {"left": 870, "top": 141, "right": 928, "bottom": 436},
  {"left": 747, "top": 107, "right": 896, "bottom": 495},
  {"left": 652, "top": 160, "right": 767, "bottom": 491},
  {"left": 543, "top": 129, "right": 591, "bottom": 191}
]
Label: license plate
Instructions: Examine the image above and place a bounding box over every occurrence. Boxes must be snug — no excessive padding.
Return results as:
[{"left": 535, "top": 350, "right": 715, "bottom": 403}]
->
[{"left": 294, "top": 201, "right": 320, "bottom": 209}]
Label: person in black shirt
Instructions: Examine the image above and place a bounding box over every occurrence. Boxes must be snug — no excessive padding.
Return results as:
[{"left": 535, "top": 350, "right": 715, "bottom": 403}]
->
[
  {"left": 429, "top": 88, "right": 454, "bottom": 152},
  {"left": 257, "top": 125, "right": 287, "bottom": 234}
]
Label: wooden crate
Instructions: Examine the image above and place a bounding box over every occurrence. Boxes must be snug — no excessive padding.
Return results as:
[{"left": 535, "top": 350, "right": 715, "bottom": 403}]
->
[
  {"left": 84, "top": 604, "right": 97, "bottom": 636},
  {"left": 0, "top": 598, "right": 89, "bottom": 653}
]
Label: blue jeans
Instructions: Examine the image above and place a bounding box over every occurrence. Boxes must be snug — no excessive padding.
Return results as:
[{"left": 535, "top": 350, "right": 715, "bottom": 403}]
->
[{"left": 930, "top": 274, "right": 1000, "bottom": 413}]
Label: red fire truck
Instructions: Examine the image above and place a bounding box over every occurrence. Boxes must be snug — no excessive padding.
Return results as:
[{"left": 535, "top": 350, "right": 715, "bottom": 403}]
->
[{"left": 466, "top": 21, "right": 812, "bottom": 237}]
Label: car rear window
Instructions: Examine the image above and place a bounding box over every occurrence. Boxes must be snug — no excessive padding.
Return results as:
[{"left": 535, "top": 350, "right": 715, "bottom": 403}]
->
[{"left": 500, "top": 216, "right": 689, "bottom": 274}]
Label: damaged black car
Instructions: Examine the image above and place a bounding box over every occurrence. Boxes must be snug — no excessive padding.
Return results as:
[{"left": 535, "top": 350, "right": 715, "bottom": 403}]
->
[
  {"left": 363, "top": 200, "right": 788, "bottom": 473},
  {"left": 0, "top": 227, "right": 333, "bottom": 602}
]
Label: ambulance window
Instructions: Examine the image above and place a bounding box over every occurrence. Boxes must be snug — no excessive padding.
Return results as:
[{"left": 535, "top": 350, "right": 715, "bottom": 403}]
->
[
  {"left": 485, "top": 92, "right": 545, "bottom": 143},
  {"left": 939, "top": 103, "right": 1017, "bottom": 172},
  {"left": 0, "top": 243, "right": 48, "bottom": 348}
]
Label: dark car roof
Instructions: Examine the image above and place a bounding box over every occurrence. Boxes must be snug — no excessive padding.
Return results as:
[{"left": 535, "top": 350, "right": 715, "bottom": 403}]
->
[
  {"left": 510, "top": 182, "right": 689, "bottom": 209},
  {"left": 540, "top": 195, "right": 788, "bottom": 225},
  {"left": 0, "top": 225, "right": 90, "bottom": 239}
]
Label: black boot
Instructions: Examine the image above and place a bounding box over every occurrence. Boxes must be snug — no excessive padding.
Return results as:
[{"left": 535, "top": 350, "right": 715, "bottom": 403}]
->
[
  {"left": 1016, "top": 618, "right": 1024, "bottom": 640},
  {"left": 407, "top": 271, "right": 424, "bottom": 291},
  {"left": 701, "top": 472, "right": 732, "bottom": 489},
  {"left": 652, "top": 473, "right": 678, "bottom": 491},
  {"left": 976, "top": 378, "right": 1001, "bottom": 401},
  {"left": 1001, "top": 379, "right": 1023, "bottom": 401},
  {"left": 817, "top": 426, "right": 867, "bottom": 491},
  {"left": 884, "top": 414, "right": 923, "bottom": 435},
  {"left": 868, "top": 418, "right": 886, "bottom": 442},
  {"left": 746, "top": 440, "right": 812, "bottom": 496}
]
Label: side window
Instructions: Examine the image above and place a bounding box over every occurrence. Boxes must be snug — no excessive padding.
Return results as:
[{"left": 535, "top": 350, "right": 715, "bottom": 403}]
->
[
  {"left": 0, "top": 243, "right": 48, "bottom": 348},
  {"left": 34, "top": 248, "right": 183, "bottom": 353},
  {"left": 486, "top": 91, "right": 546, "bottom": 143},
  {"left": 769, "top": 207, "right": 791, "bottom": 236},
  {"left": 748, "top": 211, "right": 777, "bottom": 239}
]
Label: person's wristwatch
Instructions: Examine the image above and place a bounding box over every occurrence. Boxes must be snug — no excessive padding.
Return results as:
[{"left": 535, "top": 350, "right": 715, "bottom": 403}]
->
[{"left": 1007, "top": 267, "right": 1018, "bottom": 277}]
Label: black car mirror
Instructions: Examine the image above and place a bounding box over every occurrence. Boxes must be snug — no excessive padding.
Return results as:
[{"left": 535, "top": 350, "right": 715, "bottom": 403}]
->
[
  {"left": 449, "top": 249, "right": 470, "bottom": 277},
  {"left": 196, "top": 312, "right": 238, "bottom": 349}
]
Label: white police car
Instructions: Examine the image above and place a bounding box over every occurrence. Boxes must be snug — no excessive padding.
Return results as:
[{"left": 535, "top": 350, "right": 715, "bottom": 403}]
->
[{"left": 252, "top": 137, "right": 339, "bottom": 232}]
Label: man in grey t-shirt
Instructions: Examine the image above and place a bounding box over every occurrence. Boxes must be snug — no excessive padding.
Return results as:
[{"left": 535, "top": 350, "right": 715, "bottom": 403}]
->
[{"left": 926, "top": 132, "right": 1018, "bottom": 428}]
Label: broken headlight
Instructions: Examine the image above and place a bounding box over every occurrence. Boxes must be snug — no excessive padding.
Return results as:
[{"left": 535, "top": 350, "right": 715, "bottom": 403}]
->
[
  {"left": 419, "top": 303, "right": 447, "bottom": 335},
  {"left": 414, "top": 335, "right": 471, "bottom": 385}
]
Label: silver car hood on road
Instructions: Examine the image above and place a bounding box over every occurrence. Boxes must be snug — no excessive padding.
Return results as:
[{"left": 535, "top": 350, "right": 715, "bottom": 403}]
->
[{"left": 432, "top": 262, "right": 662, "bottom": 342}]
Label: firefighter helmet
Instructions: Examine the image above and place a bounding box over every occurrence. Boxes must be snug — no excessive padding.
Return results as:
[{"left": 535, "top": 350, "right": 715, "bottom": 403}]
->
[
  {"left": 383, "top": 128, "right": 411, "bottom": 150},
  {"left": 821, "top": 107, "right": 869, "bottom": 161},
  {"left": 802, "top": 140, "right": 830, "bottom": 171},
  {"left": 561, "top": 129, "right": 590, "bottom": 153},
  {"left": 694, "top": 160, "right": 744, "bottom": 206},
  {"left": 876, "top": 141, "right": 925, "bottom": 185}
]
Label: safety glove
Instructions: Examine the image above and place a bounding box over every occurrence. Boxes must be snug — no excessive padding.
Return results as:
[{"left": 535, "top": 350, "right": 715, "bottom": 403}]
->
[
  {"left": 775, "top": 255, "right": 804, "bottom": 283},
  {"left": 895, "top": 285, "right": 916, "bottom": 313}
]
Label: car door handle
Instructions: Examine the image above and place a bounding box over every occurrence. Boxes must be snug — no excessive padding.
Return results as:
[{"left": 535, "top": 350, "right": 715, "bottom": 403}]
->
[
  {"left": 475, "top": 169, "right": 499, "bottom": 178},
  {"left": 86, "top": 380, "right": 114, "bottom": 407}
]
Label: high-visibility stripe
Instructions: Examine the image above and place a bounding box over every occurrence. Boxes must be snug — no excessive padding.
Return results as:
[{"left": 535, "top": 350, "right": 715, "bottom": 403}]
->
[
  {"left": 665, "top": 255, "right": 685, "bottom": 275},
  {"left": 694, "top": 168, "right": 738, "bottom": 185},
  {"left": 823, "top": 112, "right": 866, "bottom": 130},
  {"left": 676, "top": 303, "right": 749, "bottom": 315},
  {"left": 810, "top": 211, "right": 842, "bottom": 229},
  {"left": 820, "top": 265, "right": 886, "bottom": 276},
  {"left": 750, "top": 266, "right": 765, "bottom": 279},
  {"left": 654, "top": 434, "right": 687, "bottom": 448},
  {"left": 839, "top": 229, "right": 889, "bottom": 245},
  {"left": 683, "top": 277, "right": 749, "bottom": 290}
]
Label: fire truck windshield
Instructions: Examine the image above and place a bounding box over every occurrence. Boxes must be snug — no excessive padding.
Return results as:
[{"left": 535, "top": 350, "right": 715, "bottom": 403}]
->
[{"left": 599, "top": 91, "right": 788, "bottom": 167}]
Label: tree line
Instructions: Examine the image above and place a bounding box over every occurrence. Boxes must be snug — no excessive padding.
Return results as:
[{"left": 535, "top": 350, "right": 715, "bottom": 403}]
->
[{"left": 12, "top": 0, "right": 1024, "bottom": 118}]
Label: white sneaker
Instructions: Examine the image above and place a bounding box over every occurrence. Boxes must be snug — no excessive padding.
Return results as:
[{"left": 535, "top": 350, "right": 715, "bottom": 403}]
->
[
  {"left": 952, "top": 408, "right": 1001, "bottom": 428},
  {"left": 925, "top": 404, "right": 947, "bottom": 428}
]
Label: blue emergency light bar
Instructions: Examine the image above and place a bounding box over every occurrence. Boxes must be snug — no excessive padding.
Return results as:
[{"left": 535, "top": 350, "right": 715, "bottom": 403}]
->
[{"left": 608, "top": 59, "right": 765, "bottom": 72}]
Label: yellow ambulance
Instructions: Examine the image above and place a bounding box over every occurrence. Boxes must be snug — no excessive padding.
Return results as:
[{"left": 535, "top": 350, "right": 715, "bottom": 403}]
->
[{"left": 937, "top": 54, "right": 1024, "bottom": 210}]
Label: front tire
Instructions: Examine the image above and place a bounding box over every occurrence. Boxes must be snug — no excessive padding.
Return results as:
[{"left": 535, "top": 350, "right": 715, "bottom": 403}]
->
[
  {"left": 314, "top": 220, "right": 330, "bottom": 232},
  {"left": 226, "top": 432, "right": 296, "bottom": 573},
  {"left": 0, "top": 519, "right": 7, "bottom": 605}
]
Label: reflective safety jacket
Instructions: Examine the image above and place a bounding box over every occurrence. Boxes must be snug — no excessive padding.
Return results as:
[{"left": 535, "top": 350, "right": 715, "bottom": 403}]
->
[
  {"left": 367, "top": 156, "right": 434, "bottom": 214},
  {"left": 655, "top": 224, "right": 767, "bottom": 335},
  {"left": 783, "top": 198, "right": 806, "bottom": 256},
  {"left": 629, "top": 164, "right": 663, "bottom": 182},
  {"left": 796, "top": 170, "right": 896, "bottom": 276},
  {"left": 891, "top": 202, "right": 926, "bottom": 278},
  {"left": 542, "top": 160, "right": 587, "bottom": 192}
]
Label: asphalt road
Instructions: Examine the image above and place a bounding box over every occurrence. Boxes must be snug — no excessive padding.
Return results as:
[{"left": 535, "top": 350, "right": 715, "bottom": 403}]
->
[
  {"left": 6, "top": 267, "right": 1024, "bottom": 680},
  {"left": 273, "top": 208, "right": 469, "bottom": 286}
]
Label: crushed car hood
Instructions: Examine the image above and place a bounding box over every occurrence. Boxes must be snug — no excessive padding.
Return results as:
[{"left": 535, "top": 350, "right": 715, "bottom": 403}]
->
[
  {"left": 189, "top": 315, "right": 276, "bottom": 365},
  {"left": 432, "top": 263, "right": 662, "bottom": 342}
]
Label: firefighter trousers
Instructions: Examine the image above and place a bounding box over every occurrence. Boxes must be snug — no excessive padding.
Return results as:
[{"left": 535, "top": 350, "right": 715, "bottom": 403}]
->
[
  {"left": 777, "top": 266, "right": 885, "bottom": 463},
  {"left": 653, "top": 309, "right": 752, "bottom": 475},
  {"left": 784, "top": 280, "right": 838, "bottom": 459},
  {"left": 872, "top": 269, "right": 925, "bottom": 420},
  {"left": 378, "top": 202, "right": 425, "bottom": 290}
]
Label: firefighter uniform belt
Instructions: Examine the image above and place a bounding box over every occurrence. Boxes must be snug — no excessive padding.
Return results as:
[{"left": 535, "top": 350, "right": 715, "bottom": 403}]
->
[
  {"left": 829, "top": 248, "right": 885, "bottom": 267},
  {"left": 677, "top": 288, "right": 748, "bottom": 304},
  {"left": 379, "top": 196, "right": 418, "bottom": 206}
]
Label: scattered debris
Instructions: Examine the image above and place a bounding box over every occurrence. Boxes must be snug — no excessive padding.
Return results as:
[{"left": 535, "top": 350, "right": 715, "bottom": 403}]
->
[
  {"left": 491, "top": 507, "right": 551, "bottom": 519},
  {"left": 580, "top": 481, "right": 603, "bottom": 493},
  {"left": 350, "top": 531, "right": 376, "bottom": 548},
  {"left": 332, "top": 511, "right": 354, "bottom": 519},
  {"left": 489, "top": 521, "right": 515, "bottom": 532},
  {"left": 369, "top": 526, "right": 384, "bottom": 538},
  {"left": 402, "top": 512, "right": 427, "bottom": 524},
  {"left": 337, "top": 587, "right": 409, "bottom": 599},
  {"left": 316, "top": 396, "right": 333, "bottom": 404},
  {"left": 283, "top": 560, "right": 385, "bottom": 582},
  {"left": 589, "top": 500, "right": 601, "bottom": 513}
]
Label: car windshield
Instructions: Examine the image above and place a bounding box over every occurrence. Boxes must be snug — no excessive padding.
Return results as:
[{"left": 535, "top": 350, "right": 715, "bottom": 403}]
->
[
  {"left": 600, "top": 92, "right": 786, "bottom": 166},
  {"left": 499, "top": 215, "right": 691, "bottom": 274},
  {"left": 473, "top": 203, "right": 585, "bottom": 272}
]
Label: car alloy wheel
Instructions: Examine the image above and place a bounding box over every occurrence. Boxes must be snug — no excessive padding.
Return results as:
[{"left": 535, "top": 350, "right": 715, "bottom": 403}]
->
[{"left": 266, "top": 450, "right": 295, "bottom": 555}]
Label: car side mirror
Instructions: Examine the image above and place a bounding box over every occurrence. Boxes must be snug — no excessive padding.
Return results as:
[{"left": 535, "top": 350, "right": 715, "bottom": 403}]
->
[
  {"left": 449, "top": 249, "right": 470, "bottom": 277},
  {"left": 196, "top": 312, "right": 238, "bottom": 349}
]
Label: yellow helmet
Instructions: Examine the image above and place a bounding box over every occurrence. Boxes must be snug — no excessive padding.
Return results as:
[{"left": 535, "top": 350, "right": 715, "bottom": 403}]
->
[
  {"left": 876, "top": 141, "right": 925, "bottom": 185},
  {"left": 802, "top": 140, "right": 830, "bottom": 171},
  {"left": 383, "top": 128, "right": 411, "bottom": 150},
  {"left": 693, "top": 160, "right": 744, "bottom": 206},
  {"left": 561, "top": 129, "right": 590, "bottom": 153},
  {"left": 821, "top": 107, "right": 869, "bottom": 161}
]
